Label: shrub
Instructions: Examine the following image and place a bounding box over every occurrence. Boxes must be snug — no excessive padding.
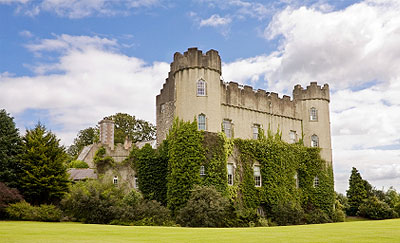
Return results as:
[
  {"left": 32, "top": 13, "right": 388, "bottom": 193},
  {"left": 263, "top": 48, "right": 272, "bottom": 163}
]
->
[
  {"left": 6, "top": 201, "right": 62, "bottom": 221},
  {"left": 358, "top": 196, "right": 397, "bottom": 220},
  {"left": 176, "top": 185, "right": 230, "bottom": 227},
  {"left": 305, "top": 208, "right": 332, "bottom": 224},
  {"left": 270, "top": 201, "right": 304, "bottom": 226},
  {"left": 61, "top": 180, "right": 125, "bottom": 224},
  {"left": 0, "top": 182, "right": 23, "bottom": 219},
  {"left": 69, "top": 160, "right": 89, "bottom": 169},
  {"left": 120, "top": 199, "right": 172, "bottom": 226}
]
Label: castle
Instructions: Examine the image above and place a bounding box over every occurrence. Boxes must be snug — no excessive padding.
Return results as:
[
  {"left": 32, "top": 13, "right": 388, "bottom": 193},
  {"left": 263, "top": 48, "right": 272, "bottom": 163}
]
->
[{"left": 156, "top": 48, "right": 332, "bottom": 164}]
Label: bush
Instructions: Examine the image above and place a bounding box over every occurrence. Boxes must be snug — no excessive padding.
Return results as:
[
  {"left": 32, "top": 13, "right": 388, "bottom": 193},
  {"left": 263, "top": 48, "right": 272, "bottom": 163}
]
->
[
  {"left": 176, "top": 185, "right": 229, "bottom": 227},
  {"left": 6, "top": 201, "right": 62, "bottom": 221},
  {"left": 69, "top": 160, "right": 89, "bottom": 169},
  {"left": 120, "top": 199, "right": 173, "bottom": 226},
  {"left": 305, "top": 209, "right": 332, "bottom": 224},
  {"left": 61, "top": 180, "right": 125, "bottom": 224},
  {"left": 358, "top": 196, "right": 397, "bottom": 220},
  {"left": 0, "top": 182, "right": 23, "bottom": 219},
  {"left": 271, "top": 201, "right": 304, "bottom": 226}
]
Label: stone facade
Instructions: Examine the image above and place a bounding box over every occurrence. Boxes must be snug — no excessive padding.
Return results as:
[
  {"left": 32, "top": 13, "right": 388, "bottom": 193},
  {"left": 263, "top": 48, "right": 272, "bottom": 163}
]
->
[{"left": 156, "top": 48, "right": 332, "bottom": 165}]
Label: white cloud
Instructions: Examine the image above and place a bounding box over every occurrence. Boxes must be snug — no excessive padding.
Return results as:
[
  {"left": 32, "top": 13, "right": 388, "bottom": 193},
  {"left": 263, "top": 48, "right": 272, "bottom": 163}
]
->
[
  {"left": 0, "top": 34, "right": 169, "bottom": 145},
  {"left": 222, "top": 0, "right": 400, "bottom": 192},
  {"left": 199, "top": 14, "right": 232, "bottom": 27},
  {"left": 1, "top": 0, "right": 161, "bottom": 18},
  {"left": 19, "top": 30, "right": 34, "bottom": 38}
]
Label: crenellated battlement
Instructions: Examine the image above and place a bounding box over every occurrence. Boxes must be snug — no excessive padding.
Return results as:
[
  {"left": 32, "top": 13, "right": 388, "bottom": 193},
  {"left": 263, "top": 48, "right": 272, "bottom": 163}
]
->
[
  {"left": 222, "top": 81, "right": 297, "bottom": 118},
  {"left": 170, "top": 47, "right": 221, "bottom": 75},
  {"left": 293, "top": 82, "right": 330, "bottom": 102}
]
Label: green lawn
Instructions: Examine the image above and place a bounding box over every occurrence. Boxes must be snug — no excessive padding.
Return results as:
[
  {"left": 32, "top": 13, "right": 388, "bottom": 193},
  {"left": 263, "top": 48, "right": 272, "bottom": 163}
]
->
[{"left": 1, "top": 219, "right": 400, "bottom": 243}]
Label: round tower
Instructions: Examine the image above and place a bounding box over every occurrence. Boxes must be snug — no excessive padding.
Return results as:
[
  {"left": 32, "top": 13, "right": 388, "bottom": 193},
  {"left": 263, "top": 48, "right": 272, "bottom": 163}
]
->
[
  {"left": 156, "top": 48, "right": 222, "bottom": 144},
  {"left": 293, "top": 82, "right": 332, "bottom": 165}
]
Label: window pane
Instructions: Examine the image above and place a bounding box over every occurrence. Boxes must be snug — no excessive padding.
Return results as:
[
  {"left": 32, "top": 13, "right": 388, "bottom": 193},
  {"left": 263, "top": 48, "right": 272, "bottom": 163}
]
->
[
  {"left": 253, "top": 125, "right": 259, "bottom": 139},
  {"left": 197, "top": 80, "right": 206, "bottom": 96},
  {"left": 198, "top": 114, "right": 206, "bottom": 130},
  {"left": 223, "top": 120, "right": 231, "bottom": 138},
  {"left": 310, "top": 107, "right": 317, "bottom": 121}
]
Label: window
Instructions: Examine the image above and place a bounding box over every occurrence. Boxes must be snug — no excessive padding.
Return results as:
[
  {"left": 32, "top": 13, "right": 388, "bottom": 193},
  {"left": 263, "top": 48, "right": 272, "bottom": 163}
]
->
[
  {"left": 310, "top": 107, "right": 318, "bottom": 121},
  {"left": 253, "top": 124, "right": 260, "bottom": 139},
  {"left": 134, "top": 175, "right": 138, "bottom": 189},
  {"left": 227, "top": 163, "right": 234, "bottom": 185},
  {"left": 223, "top": 119, "right": 232, "bottom": 138},
  {"left": 198, "top": 114, "right": 206, "bottom": 130},
  {"left": 289, "top": 131, "right": 297, "bottom": 144},
  {"left": 294, "top": 172, "right": 299, "bottom": 188},
  {"left": 311, "top": 134, "right": 319, "bottom": 147},
  {"left": 254, "top": 165, "right": 261, "bottom": 187},
  {"left": 200, "top": 165, "right": 205, "bottom": 177},
  {"left": 313, "top": 176, "right": 319, "bottom": 188},
  {"left": 113, "top": 176, "right": 118, "bottom": 185},
  {"left": 197, "top": 79, "right": 206, "bottom": 96}
]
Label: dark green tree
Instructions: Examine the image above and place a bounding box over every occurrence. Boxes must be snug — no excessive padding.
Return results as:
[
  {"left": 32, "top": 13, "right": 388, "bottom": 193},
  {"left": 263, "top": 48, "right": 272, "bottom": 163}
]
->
[
  {"left": 0, "top": 109, "right": 23, "bottom": 187},
  {"left": 106, "top": 113, "right": 156, "bottom": 144},
  {"left": 18, "top": 123, "right": 70, "bottom": 205},
  {"left": 346, "top": 167, "right": 370, "bottom": 216},
  {"left": 67, "top": 127, "right": 99, "bottom": 157},
  {"left": 167, "top": 118, "right": 205, "bottom": 214}
]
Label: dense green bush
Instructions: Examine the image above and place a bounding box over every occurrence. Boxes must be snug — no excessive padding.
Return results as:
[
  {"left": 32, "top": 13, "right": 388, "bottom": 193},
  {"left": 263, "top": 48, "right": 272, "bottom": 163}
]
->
[
  {"left": 6, "top": 201, "right": 62, "bottom": 222},
  {"left": 357, "top": 196, "right": 397, "bottom": 220},
  {"left": 61, "top": 180, "right": 125, "bottom": 224},
  {"left": 270, "top": 201, "right": 304, "bottom": 226},
  {"left": 69, "top": 160, "right": 89, "bottom": 168},
  {"left": 177, "top": 185, "right": 230, "bottom": 227},
  {"left": 305, "top": 208, "right": 332, "bottom": 224},
  {"left": 0, "top": 182, "right": 23, "bottom": 219},
  {"left": 120, "top": 199, "right": 173, "bottom": 226}
]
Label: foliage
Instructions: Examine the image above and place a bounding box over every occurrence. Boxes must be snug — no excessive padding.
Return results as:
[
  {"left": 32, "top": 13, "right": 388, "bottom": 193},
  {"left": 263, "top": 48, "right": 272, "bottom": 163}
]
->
[
  {"left": 271, "top": 200, "right": 304, "bottom": 226},
  {"left": 6, "top": 201, "right": 62, "bottom": 222},
  {"left": 61, "top": 179, "right": 125, "bottom": 224},
  {"left": 106, "top": 113, "right": 156, "bottom": 144},
  {"left": 67, "top": 127, "right": 99, "bottom": 157},
  {"left": 357, "top": 196, "right": 397, "bottom": 220},
  {"left": 93, "top": 146, "right": 115, "bottom": 173},
  {"left": 119, "top": 199, "right": 172, "bottom": 226},
  {"left": 18, "top": 123, "right": 70, "bottom": 205},
  {"left": 346, "top": 167, "right": 371, "bottom": 216},
  {"left": 69, "top": 160, "right": 89, "bottom": 168},
  {"left": 332, "top": 192, "right": 346, "bottom": 222},
  {"left": 384, "top": 187, "right": 400, "bottom": 209},
  {"left": 135, "top": 143, "right": 168, "bottom": 205},
  {"left": 167, "top": 118, "right": 205, "bottom": 214},
  {"left": 176, "top": 185, "right": 230, "bottom": 227},
  {"left": 305, "top": 208, "right": 332, "bottom": 224},
  {"left": 0, "top": 182, "right": 23, "bottom": 219},
  {"left": 0, "top": 109, "right": 23, "bottom": 188}
]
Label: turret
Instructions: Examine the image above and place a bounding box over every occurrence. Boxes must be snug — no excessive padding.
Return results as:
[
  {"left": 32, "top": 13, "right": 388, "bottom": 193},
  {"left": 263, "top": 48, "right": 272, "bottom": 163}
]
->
[
  {"left": 293, "top": 82, "right": 332, "bottom": 165},
  {"left": 99, "top": 118, "right": 114, "bottom": 150}
]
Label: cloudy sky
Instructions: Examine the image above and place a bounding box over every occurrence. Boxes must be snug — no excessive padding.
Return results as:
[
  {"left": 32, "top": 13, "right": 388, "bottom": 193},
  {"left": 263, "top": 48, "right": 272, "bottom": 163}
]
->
[{"left": 1, "top": 0, "right": 399, "bottom": 193}]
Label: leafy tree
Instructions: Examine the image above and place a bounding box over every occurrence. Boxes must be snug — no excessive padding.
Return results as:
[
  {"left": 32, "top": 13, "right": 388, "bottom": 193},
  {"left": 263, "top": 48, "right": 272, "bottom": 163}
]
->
[
  {"left": 69, "top": 160, "right": 89, "bottom": 169},
  {"left": 0, "top": 182, "right": 23, "bottom": 219},
  {"left": 176, "top": 185, "right": 230, "bottom": 227},
  {"left": 0, "top": 109, "right": 23, "bottom": 187},
  {"left": 346, "top": 167, "right": 371, "bottom": 216},
  {"left": 67, "top": 127, "right": 99, "bottom": 157},
  {"left": 18, "top": 123, "right": 70, "bottom": 205},
  {"left": 106, "top": 113, "right": 156, "bottom": 144},
  {"left": 357, "top": 196, "right": 397, "bottom": 220}
]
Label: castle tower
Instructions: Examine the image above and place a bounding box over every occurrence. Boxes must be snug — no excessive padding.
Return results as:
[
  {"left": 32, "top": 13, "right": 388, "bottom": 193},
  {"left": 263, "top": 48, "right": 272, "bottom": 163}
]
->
[
  {"left": 99, "top": 118, "right": 114, "bottom": 150},
  {"left": 156, "top": 48, "right": 222, "bottom": 144},
  {"left": 293, "top": 82, "right": 332, "bottom": 165}
]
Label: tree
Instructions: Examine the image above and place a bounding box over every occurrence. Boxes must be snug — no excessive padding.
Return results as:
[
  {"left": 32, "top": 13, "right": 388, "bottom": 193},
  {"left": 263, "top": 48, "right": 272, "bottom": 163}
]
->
[
  {"left": 106, "top": 113, "right": 156, "bottom": 144},
  {"left": 67, "top": 127, "right": 99, "bottom": 157},
  {"left": 18, "top": 123, "right": 70, "bottom": 205},
  {"left": 346, "top": 167, "right": 371, "bottom": 216},
  {"left": 0, "top": 109, "right": 23, "bottom": 187}
]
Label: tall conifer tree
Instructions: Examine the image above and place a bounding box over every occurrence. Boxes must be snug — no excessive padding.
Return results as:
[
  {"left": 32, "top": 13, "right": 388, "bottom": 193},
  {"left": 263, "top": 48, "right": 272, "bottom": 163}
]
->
[
  {"left": 19, "top": 123, "right": 69, "bottom": 205},
  {"left": 0, "top": 109, "right": 23, "bottom": 188},
  {"left": 346, "top": 167, "right": 370, "bottom": 216}
]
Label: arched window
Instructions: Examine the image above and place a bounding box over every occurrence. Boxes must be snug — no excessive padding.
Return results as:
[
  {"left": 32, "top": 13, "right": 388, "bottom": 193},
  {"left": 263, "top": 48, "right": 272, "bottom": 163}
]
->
[
  {"left": 113, "top": 176, "right": 118, "bottom": 185},
  {"left": 313, "top": 176, "right": 319, "bottom": 188},
  {"left": 198, "top": 114, "right": 206, "bottom": 130},
  {"left": 197, "top": 79, "right": 206, "bottom": 96},
  {"left": 310, "top": 107, "right": 318, "bottom": 121},
  {"left": 311, "top": 134, "right": 319, "bottom": 147}
]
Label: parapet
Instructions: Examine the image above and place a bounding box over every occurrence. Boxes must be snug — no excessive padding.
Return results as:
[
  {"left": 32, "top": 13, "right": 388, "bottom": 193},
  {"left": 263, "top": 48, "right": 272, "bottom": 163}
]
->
[
  {"left": 292, "top": 82, "right": 330, "bottom": 102},
  {"left": 170, "top": 48, "right": 221, "bottom": 75}
]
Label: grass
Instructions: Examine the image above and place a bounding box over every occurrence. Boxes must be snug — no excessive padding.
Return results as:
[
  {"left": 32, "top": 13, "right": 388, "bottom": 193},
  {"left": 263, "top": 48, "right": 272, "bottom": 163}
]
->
[{"left": 1, "top": 219, "right": 400, "bottom": 243}]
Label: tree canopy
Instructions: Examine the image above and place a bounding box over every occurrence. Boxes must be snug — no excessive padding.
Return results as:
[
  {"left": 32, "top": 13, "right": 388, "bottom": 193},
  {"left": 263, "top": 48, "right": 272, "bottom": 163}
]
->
[
  {"left": 346, "top": 167, "right": 371, "bottom": 216},
  {"left": 18, "top": 123, "right": 70, "bottom": 205},
  {"left": 67, "top": 127, "right": 98, "bottom": 157},
  {"left": 0, "top": 109, "right": 23, "bottom": 188}
]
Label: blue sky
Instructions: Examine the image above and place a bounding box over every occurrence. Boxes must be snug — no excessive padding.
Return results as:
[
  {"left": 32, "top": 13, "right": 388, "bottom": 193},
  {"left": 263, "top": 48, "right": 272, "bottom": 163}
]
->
[{"left": 1, "top": 0, "right": 399, "bottom": 193}]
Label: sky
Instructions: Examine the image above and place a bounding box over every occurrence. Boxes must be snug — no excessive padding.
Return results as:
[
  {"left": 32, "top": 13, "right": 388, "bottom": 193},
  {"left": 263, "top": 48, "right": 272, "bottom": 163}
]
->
[{"left": 1, "top": 0, "right": 399, "bottom": 194}]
